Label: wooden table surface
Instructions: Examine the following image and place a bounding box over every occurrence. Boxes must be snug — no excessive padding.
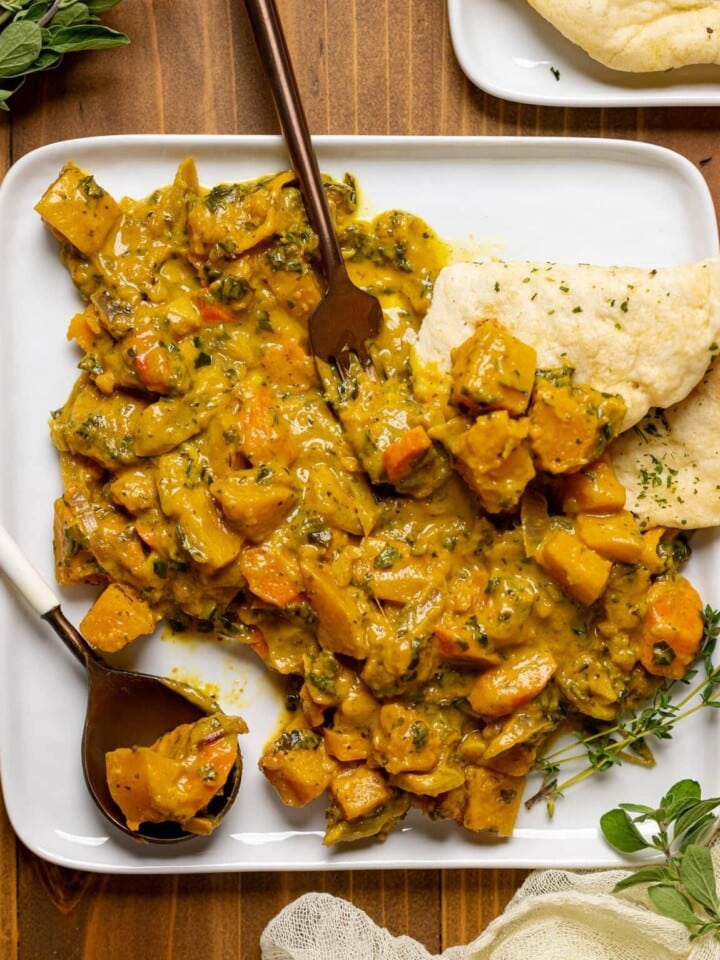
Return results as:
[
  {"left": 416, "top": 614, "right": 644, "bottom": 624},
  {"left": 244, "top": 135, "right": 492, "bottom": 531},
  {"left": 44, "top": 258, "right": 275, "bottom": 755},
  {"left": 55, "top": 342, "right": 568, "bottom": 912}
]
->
[{"left": 1, "top": 2, "right": 719, "bottom": 957}]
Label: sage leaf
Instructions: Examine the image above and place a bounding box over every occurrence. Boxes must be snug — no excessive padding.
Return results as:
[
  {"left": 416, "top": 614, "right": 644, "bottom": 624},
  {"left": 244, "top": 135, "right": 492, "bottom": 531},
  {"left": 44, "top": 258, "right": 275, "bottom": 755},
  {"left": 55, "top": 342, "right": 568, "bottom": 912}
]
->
[
  {"left": 663, "top": 779, "right": 702, "bottom": 805},
  {"left": 46, "top": 23, "right": 129, "bottom": 53},
  {"left": 661, "top": 779, "right": 702, "bottom": 819},
  {"left": 612, "top": 866, "right": 669, "bottom": 893},
  {"left": 674, "top": 798, "right": 720, "bottom": 843},
  {"left": 617, "top": 803, "right": 656, "bottom": 816},
  {"left": 22, "top": 3, "right": 50, "bottom": 23},
  {"left": 0, "top": 19, "right": 41, "bottom": 76},
  {"left": 648, "top": 885, "right": 702, "bottom": 928},
  {"left": 600, "top": 808, "right": 650, "bottom": 853},
  {"left": 50, "top": 4, "right": 92, "bottom": 28},
  {"left": 679, "top": 845, "right": 719, "bottom": 913},
  {"left": 84, "top": 0, "right": 123, "bottom": 11}
]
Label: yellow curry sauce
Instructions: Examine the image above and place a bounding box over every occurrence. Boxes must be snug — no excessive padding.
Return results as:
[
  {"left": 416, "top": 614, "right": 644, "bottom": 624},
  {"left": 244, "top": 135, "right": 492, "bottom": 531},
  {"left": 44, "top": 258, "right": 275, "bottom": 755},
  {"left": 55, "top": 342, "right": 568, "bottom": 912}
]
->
[{"left": 36, "top": 159, "right": 704, "bottom": 844}]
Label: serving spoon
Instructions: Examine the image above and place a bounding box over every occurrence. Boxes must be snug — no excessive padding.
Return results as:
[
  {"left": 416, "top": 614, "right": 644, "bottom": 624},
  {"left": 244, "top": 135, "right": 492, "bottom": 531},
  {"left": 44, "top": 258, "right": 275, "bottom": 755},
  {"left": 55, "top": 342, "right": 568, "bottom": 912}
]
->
[
  {"left": 0, "top": 524, "right": 241, "bottom": 844},
  {"left": 244, "top": 0, "right": 383, "bottom": 378}
]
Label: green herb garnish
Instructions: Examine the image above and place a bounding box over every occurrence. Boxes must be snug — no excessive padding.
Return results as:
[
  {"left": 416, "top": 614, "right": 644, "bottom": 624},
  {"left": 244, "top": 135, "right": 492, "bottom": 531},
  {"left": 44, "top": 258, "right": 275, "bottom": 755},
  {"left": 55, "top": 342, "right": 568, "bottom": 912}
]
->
[
  {"left": 601, "top": 778, "right": 720, "bottom": 941},
  {"left": 0, "top": 0, "right": 129, "bottom": 111}
]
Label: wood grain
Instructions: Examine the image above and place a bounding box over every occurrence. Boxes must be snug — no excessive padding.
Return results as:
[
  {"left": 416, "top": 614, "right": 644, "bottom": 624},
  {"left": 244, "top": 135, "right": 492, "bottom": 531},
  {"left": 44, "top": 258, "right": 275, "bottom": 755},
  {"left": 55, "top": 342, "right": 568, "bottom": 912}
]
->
[{"left": 0, "top": 1, "right": 717, "bottom": 957}]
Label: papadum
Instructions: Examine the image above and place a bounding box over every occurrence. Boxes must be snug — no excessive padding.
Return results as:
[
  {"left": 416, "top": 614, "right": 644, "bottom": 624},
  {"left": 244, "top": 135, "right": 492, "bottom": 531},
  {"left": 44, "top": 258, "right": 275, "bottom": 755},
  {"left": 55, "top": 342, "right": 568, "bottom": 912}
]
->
[
  {"left": 527, "top": 0, "right": 720, "bottom": 73},
  {"left": 610, "top": 359, "right": 720, "bottom": 530},
  {"left": 414, "top": 258, "right": 720, "bottom": 432}
]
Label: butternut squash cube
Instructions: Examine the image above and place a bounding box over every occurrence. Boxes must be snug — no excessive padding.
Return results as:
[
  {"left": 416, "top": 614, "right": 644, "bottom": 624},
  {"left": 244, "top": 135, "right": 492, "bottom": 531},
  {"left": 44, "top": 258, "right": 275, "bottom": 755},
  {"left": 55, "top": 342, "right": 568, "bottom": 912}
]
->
[
  {"left": 450, "top": 320, "right": 537, "bottom": 415},
  {"left": 80, "top": 582, "right": 158, "bottom": 652},
  {"left": 639, "top": 527, "right": 671, "bottom": 574},
  {"left": 529, "top": 378, "right": 626, "bottom": 474},
  {"left": 575, "top": 510, "right": 643, "bottom": 564},
  {"left": 463, "top": 766, "right": 525, "bottom": 837},
  {"left": 324, "top": 726, "right": 371, "bottom": 762},
  {"left": 299, "top": 551, "right": 369, "bottom": 658},
  {"left": 443, "top": 411, "right": 536, "bottom": 513},
  {"left": 536, "top": 527, "right": 612, "bottom": 605},
  {"left": 561, "top": 453, "right": 627, "bottom": 514},
  {"left": 260, "top": 725, "right": 338, "bottom": 806},
  {"left": 328, "top": 765, "right": 395, "bottom": 821},
  {"left": 35, "top": 162, "right": 121, "bottom": 257},
  {"left": 210, "top": 471, "right": 296, "bottom": 541}
]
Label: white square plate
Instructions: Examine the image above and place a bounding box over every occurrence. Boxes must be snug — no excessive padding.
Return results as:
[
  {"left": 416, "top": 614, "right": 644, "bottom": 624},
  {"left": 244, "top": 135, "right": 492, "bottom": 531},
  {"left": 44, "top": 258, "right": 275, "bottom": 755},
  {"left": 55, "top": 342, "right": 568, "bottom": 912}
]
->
[
  {"left": 449, "top": 0, "right": 720, "bottom": 107},
  {"left": 0, "top": 134, "right": 718, "bottom": 873}
]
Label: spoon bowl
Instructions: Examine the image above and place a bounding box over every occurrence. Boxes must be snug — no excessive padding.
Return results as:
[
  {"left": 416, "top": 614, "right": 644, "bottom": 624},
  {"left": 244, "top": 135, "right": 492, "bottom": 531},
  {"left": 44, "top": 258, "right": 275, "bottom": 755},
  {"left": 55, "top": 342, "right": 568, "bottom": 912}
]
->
[{"left": 0, "top": 526, "right": 242, "bottom": 844}]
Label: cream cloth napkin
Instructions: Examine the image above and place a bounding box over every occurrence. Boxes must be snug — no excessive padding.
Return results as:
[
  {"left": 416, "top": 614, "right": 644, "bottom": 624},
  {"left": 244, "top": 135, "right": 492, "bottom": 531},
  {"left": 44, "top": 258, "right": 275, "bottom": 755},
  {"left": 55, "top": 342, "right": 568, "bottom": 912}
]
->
[{"left": 260, "top": 843, "right": 720, "bottom": 960}]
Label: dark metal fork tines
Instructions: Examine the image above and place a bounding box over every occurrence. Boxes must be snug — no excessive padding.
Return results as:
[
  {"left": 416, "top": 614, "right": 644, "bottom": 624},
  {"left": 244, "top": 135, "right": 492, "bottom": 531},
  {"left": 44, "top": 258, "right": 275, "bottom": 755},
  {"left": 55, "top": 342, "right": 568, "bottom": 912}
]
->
[{"left": 308, "top": 267, "right": 383, "bottom": 378}]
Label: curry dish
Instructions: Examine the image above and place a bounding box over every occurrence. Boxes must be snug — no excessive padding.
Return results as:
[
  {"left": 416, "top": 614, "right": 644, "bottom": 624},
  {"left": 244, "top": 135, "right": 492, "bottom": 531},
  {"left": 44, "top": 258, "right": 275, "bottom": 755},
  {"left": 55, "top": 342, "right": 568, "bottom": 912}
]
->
[{"left": 36, "top": 159, "right": 705, "bottom": 843}]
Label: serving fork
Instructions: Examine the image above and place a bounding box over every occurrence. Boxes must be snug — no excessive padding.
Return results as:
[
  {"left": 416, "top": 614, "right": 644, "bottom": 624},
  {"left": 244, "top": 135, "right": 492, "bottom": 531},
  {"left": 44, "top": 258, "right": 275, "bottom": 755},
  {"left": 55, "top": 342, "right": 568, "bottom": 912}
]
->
[{"left": 244, "top": 0, "right": 382, "bottom": 378}]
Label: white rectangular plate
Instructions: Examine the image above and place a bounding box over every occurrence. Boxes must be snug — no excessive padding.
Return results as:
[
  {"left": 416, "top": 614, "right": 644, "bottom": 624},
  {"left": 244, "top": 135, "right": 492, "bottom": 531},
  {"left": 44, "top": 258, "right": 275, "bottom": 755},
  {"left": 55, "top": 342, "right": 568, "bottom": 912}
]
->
[
  {"left": 450, "top": 0, "right": 720, "bottom": 107},
  {"left": 0, "top": 134, "right": 718, "bottom": 874}
]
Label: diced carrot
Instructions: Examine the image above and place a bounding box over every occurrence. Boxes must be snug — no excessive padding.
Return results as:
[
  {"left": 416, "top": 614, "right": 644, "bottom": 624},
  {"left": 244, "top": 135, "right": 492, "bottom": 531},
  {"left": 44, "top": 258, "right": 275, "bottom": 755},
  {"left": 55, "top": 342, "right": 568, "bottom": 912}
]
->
[
  {"left": 239, "top": 545, "right": 304, "bottom": 607},
  {"left": 194, "top": 290, "right": 235, "bottom": 325},
  {"left": 639, "top": 577, "right": 704, "bottom": 679},
  {"left": 434, "top": 622, "right": 499, "bottom": 668},
  {"left": 247, "top": 625, "right": 269, "bottom": 661},
  {"left": 468, "top": 647, "right": 557, "bottom": 717},
  {"left": 238, "top": 385, "right": 297, "bottom": 466},
  {"left": 125, "top": 329, "right": 184, "bottom": 394},
  {"left": 382, "top": 426, "right": 432, "bottom": 484}
]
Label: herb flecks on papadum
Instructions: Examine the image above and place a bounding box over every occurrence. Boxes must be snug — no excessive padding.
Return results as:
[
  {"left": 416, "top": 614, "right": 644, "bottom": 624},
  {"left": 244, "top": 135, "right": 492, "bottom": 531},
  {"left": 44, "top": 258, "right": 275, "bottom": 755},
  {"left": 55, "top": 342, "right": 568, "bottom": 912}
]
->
[{"left": 611, "top": 358, "right": 720, "bottom": 530}]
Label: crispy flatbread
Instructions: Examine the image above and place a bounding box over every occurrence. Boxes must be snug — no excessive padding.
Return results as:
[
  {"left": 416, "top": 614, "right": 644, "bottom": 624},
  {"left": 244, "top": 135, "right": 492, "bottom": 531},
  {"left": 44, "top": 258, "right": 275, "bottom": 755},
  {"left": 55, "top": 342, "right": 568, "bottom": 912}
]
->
[
  {"left": 527, "top": 0, "right": 720, "bottom": 72},
  {"left": 414, "top": 259, "right": 720, "bottom": 432},
  {"left": 610, "top": 358, "right": 720, "bottom": 529}
]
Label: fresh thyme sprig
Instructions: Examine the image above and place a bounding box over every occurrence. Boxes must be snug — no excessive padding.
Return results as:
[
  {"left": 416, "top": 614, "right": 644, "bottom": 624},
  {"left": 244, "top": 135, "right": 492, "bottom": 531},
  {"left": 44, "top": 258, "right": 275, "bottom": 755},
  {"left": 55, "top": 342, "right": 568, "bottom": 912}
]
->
[
  {"left": 527, "top": 606, "right": 720, "bottom": 814},
  {"left": 601, "top": 778, "right": 720, "bottom": 941},
  {"left": 0, "top": 0, "right": 129, "bottom": 110}
]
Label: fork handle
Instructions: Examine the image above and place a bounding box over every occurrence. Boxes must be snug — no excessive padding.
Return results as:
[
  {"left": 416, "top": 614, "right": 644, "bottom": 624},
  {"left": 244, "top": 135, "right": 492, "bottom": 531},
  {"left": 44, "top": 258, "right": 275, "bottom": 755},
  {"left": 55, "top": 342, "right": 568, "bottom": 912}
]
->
[{"left": 244, "top": 0, "right": 345, "bottom": 280}]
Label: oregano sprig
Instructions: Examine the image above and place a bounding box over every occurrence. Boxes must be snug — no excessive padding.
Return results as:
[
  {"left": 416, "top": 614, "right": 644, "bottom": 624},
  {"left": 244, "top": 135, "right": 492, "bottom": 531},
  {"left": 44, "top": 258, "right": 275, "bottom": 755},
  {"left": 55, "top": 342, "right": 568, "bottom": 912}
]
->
[
  {"left": 0, "top": 0, "right": 129, "bottom": 110},
  {"left": 601, "top": 778, "right": 720, "bottom": 941},
  {"left": 527, "top": 606, "right": 720, "bottom": 814}
]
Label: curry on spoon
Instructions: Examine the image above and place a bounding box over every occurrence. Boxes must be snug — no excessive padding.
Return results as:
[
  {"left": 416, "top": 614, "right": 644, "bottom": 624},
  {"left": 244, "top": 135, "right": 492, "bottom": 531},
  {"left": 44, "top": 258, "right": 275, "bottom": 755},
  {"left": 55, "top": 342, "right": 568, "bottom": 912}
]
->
[{"left": 0, "top": 523, "right": 245, "bottom": 844}]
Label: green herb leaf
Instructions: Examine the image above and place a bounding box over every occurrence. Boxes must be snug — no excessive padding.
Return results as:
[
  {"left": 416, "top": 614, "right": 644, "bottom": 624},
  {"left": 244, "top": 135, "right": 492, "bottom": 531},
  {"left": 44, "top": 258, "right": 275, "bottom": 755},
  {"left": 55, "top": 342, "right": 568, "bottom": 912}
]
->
[
  {"left": 602, "top": 779, "right": 720, "bottom": 941},
  {"left": 599, "top": 808, "right": 650, "bottom": 853},
  {"left": 0, "top": 0, "right": 128, "bottom": 106},
  {"left": 674, "top": 798, "right": 720, "bottom": 844},
  {"left": 46, "top": 22, "right": 129, "bottom": 52},
  {"left": 679, "top": 845, "right": 719, "bottom": 913},
  {"left": 612, "top": 866, "right": 669, "bottom": 892},
  {"left": 84, "top": 0, "right": 124, "bottom": 11},
  {"left": 660, "top": 780, "right": 700, "bottom": 812},
  {"left": 0, "top": 19, "right": 42, "bottom": 76},
  {"left": 648, "top": 884, "right": 702, "bottom": 928}
]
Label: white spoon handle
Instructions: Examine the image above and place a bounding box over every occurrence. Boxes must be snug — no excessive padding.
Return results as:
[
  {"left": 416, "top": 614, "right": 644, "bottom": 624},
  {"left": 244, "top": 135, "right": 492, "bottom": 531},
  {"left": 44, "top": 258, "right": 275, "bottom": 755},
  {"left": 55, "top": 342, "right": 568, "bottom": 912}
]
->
[{"left": 0, "top": 523, "right": 59, "bottom": 616}]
